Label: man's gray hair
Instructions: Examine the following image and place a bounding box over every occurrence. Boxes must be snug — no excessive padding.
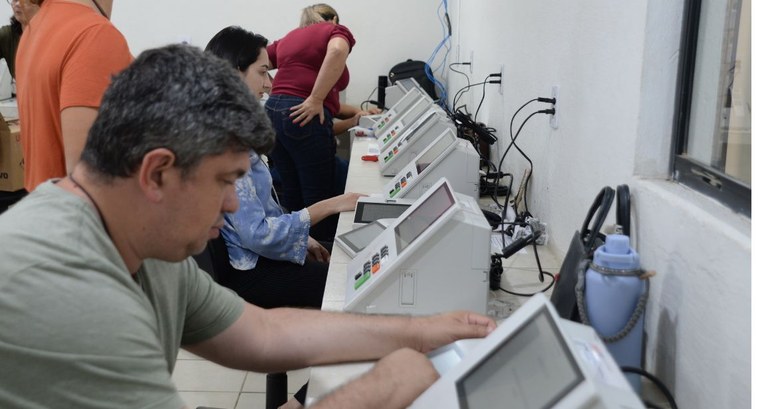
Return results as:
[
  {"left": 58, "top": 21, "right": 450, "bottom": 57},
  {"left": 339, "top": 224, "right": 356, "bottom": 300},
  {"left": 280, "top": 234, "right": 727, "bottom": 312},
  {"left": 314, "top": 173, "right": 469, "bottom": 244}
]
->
[{"left": 81, "top": 44, "right": 274, "bottom": 180}]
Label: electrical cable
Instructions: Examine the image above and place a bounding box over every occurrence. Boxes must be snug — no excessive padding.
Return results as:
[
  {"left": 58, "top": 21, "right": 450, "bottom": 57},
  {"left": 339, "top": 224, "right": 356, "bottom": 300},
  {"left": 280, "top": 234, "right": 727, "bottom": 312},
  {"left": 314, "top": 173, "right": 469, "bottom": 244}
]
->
[
  {"left": 507, "top": 110, "right": 540, "bottom": 215},
  {"left": 360, "top": 86, "right": 378, "bottom": 111},
  {"left": 425, "top": 0, "right": 451, "bottom": 109},
  {"left": 496, "top": 98, "right": 538, "bottom": 217},
  {"left": 474, "top": 75, "right": 492, "bottom": 122},
  {"left": 453, "top": 80, "right": 488, "bottom": 112},
  {"left": 620, "top": 367, "right": 679, "bottom": 409},
  {"left": 449, "top": 62, "right": 471, "bottom": 109},
  {"left": 497, "top": 100, "right": 552, "bottom": 216},
  {"left": 490, "top": 97, "right": 558, "bottom": 294},
  {"left": 498, "top": 271, "right": 555, "bottom": 297},
  {"left": 432, "top": 1, "right": 452, "bottom": 75}
]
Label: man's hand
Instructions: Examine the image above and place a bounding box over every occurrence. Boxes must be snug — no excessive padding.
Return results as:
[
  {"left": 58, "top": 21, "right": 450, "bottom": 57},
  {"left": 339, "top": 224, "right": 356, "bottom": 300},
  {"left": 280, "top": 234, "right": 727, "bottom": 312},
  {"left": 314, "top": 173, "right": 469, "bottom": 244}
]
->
[
  {"left": 306, "top": 236, "right": 330, "bottom": 263},
  {"left": 413, "top": 311, "right": 496, "bottom": 353}
]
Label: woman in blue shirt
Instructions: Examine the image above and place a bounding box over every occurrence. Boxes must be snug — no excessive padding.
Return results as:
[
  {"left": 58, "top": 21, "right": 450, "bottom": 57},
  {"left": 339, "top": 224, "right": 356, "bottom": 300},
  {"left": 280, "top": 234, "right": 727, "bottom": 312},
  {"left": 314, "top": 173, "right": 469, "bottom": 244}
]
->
[{"left": 205, "top": 26, "right": 362, "bottom": 309}]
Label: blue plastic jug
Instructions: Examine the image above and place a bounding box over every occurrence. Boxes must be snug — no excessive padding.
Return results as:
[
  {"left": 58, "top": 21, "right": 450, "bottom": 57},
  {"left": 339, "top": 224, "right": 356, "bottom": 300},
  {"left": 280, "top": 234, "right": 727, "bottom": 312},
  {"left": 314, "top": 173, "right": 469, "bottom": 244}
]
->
[{"left": 585, "top": 234, "right": 645, "bottom": 392}]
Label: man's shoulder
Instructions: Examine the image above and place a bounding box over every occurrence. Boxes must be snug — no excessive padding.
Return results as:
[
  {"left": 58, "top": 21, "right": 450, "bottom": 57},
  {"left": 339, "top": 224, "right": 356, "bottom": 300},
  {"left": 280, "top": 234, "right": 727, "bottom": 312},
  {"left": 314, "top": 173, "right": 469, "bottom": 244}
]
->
[{"left": 0, "top": 184, "right": 123, "bottom": 282}]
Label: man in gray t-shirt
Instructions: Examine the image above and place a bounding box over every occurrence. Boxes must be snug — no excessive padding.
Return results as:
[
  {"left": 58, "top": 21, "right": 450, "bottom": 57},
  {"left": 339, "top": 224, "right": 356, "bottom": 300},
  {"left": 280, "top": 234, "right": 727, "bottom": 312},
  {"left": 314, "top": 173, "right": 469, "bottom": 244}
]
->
[{"left": 0, "top": 45, "right": 496, "bottom": 409}]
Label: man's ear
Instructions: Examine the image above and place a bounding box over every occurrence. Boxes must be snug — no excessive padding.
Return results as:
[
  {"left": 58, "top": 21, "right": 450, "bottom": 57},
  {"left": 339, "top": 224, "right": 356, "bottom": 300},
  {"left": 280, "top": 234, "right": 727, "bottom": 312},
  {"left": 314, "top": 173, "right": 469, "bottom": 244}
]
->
[{"left": 138, "top": 148, "right": 176, "bottom": 202}]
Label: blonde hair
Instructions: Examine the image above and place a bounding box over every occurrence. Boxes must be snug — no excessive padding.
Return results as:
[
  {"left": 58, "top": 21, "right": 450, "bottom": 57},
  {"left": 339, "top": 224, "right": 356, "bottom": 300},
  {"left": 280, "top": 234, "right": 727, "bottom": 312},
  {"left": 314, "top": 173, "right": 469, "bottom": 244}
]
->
[{"left": 299, "top": 4, "right": 339, "bottom": 28}]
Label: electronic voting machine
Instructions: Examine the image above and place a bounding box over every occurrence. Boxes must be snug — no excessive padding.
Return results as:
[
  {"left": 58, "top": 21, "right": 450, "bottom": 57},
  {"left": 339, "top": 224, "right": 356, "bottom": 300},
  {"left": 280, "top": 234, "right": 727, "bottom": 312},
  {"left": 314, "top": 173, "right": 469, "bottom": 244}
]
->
[
  {"left": 409, "top": 293, "right": 645, "bottom": 408},
  {"left": 344, "top": 178, "right": 490, "bottom": 315},
  {"left": 383, "top": 77, "right": 427, "bottom": 109},
  {"left": 379, "top": 105, "right": 455, "bottom": 177},
  {"left": 384, "top": 128, "right": 479, "bottom": 200},
  {"left": 374, "top": 87, "right": 434, "bottom": 151}
]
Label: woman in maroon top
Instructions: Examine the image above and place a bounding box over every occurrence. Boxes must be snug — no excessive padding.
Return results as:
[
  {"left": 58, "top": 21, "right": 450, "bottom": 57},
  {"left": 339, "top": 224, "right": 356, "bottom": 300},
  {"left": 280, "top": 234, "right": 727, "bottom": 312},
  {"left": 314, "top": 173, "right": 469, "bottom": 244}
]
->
[{"left": 265, "top": 3, "right": 359, "bottom": 242}]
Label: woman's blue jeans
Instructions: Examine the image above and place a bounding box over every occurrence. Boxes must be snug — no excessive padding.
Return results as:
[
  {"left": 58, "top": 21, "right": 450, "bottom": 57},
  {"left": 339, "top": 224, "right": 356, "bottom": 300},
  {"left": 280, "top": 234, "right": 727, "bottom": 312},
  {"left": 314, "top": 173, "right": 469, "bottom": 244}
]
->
[{"left": 265, "top": 94, "right": 338, "bottom": 241}]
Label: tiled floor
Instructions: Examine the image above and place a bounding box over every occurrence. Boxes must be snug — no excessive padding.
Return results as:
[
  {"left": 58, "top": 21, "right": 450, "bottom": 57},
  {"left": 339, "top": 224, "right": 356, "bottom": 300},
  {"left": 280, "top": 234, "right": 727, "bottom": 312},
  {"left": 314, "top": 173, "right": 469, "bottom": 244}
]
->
[
  {"left": 489, "top": 239, "right": 562, "bottom": 318},
  {"left": 173, "top": 348, "right": 310, "bottom": 409}
]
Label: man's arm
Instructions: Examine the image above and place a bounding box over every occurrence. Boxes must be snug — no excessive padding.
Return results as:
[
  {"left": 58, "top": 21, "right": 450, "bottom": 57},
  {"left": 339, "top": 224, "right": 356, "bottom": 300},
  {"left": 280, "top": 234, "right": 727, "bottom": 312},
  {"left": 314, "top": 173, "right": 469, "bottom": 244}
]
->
[
  {"left": 61, "top": 107, "right": 98, "bottom": 174},
  {"left": 184, "top": 303, "right": 495, "bottom": 373},
  {"left": 310, "top": 348, "right": 440, "bottom": 409}
]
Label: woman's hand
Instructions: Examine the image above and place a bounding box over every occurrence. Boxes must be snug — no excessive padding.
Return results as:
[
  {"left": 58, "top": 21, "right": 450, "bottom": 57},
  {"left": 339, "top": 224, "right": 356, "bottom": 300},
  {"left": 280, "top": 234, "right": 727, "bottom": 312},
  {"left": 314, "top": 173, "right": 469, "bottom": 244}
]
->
[
  {"left": 332, "top": 192, "right": 366, "bottom": 213},
  {"left": 306, "top": 236, "right": 330, "bottom": 263},
  {"left": 290, "top": 95, "right": 325, "bottom": 126}
]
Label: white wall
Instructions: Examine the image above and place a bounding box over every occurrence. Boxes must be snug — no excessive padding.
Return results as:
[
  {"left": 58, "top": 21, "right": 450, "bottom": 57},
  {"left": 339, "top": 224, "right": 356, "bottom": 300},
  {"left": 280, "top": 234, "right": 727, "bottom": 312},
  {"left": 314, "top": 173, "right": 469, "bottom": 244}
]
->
[
  {"left": 0, "top": 7, "right": 10, "bottom": 23},
  {"left": 448, "top": 1, "right": 750, "bottom": 408},
  {"left": 111, "top": 1, "right": 443, "bottom": 108}
]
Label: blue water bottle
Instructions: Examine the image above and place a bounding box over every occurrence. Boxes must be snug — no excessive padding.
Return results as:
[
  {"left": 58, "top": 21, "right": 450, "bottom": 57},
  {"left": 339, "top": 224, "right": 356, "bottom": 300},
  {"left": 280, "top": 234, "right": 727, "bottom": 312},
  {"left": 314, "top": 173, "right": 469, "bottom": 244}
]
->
[{"left": 584, "top": 234, "right": 646, "bottom": 392}]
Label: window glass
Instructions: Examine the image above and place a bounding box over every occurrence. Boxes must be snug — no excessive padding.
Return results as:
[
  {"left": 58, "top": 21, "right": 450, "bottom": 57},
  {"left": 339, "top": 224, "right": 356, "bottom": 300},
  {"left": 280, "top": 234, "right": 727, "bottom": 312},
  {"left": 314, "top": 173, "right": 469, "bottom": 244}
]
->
[{"left": 675, "top": 0, "right": 750, "bottom": 215}]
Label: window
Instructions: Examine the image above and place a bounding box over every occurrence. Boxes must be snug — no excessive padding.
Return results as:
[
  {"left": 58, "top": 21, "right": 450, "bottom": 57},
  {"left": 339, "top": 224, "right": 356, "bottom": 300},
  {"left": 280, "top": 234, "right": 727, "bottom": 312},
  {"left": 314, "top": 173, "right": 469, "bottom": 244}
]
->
[{"left": 673, "top": 0, "right": 750, "bottom": 216}]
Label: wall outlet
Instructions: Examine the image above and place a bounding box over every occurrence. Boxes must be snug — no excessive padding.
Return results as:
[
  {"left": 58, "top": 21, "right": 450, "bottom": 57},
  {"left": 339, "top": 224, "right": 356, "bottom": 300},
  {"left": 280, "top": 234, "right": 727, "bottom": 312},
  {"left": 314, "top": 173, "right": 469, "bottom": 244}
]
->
[
  {"left": 550, "top": 85, "right": 559, "bottom": 129},
  {"left": 498, "top": 64, "right": 505, "bottom": 95}
]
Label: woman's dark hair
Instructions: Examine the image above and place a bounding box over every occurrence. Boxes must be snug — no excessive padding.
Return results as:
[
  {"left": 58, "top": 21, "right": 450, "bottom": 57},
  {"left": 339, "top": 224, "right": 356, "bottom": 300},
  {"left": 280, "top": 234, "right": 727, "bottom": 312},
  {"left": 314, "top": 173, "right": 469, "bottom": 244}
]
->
[
  {"left": 9, "top": 17, "right": 21, "bottom": 36},
  {"left": 204, "top": 26, "right": 269, "bottom": 73}
]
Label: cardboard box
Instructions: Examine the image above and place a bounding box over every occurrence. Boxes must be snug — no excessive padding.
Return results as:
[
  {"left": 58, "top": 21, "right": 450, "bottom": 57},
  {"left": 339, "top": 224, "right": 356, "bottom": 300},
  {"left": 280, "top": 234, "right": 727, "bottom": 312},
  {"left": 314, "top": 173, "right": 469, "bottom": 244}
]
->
[{"left": 0, "top": 120, "right": 24, "bottom": 192}]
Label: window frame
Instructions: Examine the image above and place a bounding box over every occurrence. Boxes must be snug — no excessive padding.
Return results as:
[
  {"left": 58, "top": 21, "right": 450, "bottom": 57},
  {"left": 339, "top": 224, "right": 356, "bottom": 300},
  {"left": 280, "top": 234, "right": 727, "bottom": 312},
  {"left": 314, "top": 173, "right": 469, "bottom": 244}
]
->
[{"left": 672, "top": 0, "right": 751, "bottom": 217}]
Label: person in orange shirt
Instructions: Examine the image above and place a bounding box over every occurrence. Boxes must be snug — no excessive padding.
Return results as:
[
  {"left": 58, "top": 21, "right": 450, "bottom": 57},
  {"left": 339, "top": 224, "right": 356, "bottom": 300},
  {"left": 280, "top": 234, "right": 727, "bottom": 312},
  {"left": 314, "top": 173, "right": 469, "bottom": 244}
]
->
[{"left": 15, "top": 0, "right": 131, "bottom": 191}]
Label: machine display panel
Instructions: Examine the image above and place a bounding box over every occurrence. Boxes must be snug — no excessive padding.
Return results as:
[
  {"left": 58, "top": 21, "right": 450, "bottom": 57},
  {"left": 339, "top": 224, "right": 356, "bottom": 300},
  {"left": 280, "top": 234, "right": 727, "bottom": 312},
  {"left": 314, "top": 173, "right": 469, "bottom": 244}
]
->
[
  {"left": 397, "top": 77, "right": 423, "bottom": 94},
  {"left": 455, "top": 308, "right": 584, "bottom": 409},
  {"left": 354, "top": 202, "right": 412, "bottom": 224},
  {"left": 394, "top": 182, "right": 455, "bottom": 254},
  {"left": 401, "top": 111, "right": 436, "bottom": 144},
  {"left": 415, "top": 132, "right": 455, "bottom": 174},
  {"left": 402, "top": 101, "right": 432, "bottom": 127},
  {"left": 389, "top": 89, "right": 420, "bottom": 115},
  {"left": 336, "top": 221, "right": 388, "bottom": 256}
]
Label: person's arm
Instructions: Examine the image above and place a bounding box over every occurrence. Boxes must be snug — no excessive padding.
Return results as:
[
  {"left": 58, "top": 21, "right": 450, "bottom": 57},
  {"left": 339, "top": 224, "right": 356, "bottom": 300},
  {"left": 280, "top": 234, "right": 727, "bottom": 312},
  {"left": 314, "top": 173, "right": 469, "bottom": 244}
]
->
[
  {"left": 335, "top": 103, "right": 361, "bottom": 120},
  {"left": 289, "top": 36, "right": 349, "bottom": 126},
  {"left": 184, "top": 304, "right": 495, "bottom": 372},
  {"left": 305, "top": 191, "right": 363, "bottom": 225},
  {"left": 336, "top": 103, "right": 383, "bottom": 120},
  {"left": 59, "top": 24, "right": 132, "bottom": 174},
  {"left": 61, "top": 107, "right": 99, "bottom": 174},
  {"left": 333, "top": 103, "right": 384, "bottom": 134},
  {"left": 332, "top": 118, "right": 357, "bottom": 136},
  {"left": 310, "top": 348, "right": 439, "bottom": 409},
  {"left": 185, "top": 305, "right": 494, "bottom": 408},
  {"left": 229, "top": 171, "right": 310, "bottom": 263},
  {"left": 306, "top": 236, "right": 330, "bottom": 263}
]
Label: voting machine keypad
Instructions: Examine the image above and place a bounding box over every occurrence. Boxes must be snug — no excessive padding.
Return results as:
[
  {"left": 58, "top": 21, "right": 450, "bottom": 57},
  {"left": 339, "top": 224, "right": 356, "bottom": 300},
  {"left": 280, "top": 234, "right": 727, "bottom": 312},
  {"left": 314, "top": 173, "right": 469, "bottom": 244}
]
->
[{"left": 353, "top": 245, "right": 391, "bottom": 290}]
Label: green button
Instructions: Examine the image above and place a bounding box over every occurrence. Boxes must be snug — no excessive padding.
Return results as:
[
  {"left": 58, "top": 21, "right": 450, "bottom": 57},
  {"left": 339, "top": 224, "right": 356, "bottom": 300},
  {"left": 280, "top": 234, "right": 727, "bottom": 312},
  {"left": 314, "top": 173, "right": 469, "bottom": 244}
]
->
[{"left": 354, "top": 272, "right": 370, "bottom": 289}]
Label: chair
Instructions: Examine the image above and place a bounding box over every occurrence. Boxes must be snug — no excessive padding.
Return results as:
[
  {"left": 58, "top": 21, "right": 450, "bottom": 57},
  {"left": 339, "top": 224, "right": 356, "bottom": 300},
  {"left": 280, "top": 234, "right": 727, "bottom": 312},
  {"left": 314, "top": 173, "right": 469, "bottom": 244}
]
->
[{"left": 193, "top": 237, "right": 288, "bottom": 409}]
